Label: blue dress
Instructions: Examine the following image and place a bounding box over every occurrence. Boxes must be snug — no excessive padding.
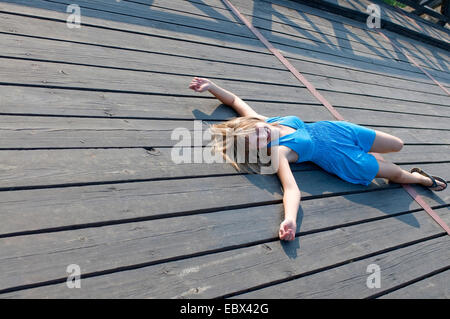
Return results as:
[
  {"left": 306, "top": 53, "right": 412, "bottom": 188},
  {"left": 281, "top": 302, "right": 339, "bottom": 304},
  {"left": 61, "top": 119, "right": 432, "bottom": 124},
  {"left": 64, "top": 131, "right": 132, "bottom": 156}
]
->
[{"left": 265, "top": 116, "right": 379, "bottom": 186}]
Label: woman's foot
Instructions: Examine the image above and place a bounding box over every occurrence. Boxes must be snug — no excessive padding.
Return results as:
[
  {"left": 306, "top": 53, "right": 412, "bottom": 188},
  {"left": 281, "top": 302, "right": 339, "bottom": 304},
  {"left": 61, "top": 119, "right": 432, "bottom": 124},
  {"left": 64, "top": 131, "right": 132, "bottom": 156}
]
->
[{"left": 411, "top": 169, "right": 447, "bottom": 191}]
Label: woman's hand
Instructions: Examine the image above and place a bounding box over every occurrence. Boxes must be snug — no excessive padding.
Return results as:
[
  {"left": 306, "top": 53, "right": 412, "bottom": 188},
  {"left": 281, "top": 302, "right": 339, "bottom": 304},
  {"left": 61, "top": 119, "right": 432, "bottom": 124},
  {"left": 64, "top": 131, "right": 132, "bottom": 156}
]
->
[
  {"left": 279, "top": 218, "right": 296, "bottom": 241},
  {"left": 189, "top": 77, "right": 213, "bottom": 93}
]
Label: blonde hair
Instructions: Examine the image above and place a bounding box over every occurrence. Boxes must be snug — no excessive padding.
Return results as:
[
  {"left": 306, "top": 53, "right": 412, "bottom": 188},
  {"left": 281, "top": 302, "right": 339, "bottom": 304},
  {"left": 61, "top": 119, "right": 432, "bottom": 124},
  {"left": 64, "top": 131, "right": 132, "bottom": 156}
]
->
[{"left": 208, "top": 116, "right": 279, "bottom": 174}]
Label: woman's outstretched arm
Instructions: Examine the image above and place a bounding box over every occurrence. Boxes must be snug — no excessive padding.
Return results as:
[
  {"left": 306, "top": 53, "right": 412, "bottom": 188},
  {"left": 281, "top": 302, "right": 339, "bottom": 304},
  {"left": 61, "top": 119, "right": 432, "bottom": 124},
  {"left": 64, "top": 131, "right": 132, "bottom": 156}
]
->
[
  {"left": 189, "top": 77, "right": 266, "bottom": 119},
  {"left": 277, "top": 150, "right": 301, "bottom": 241}
]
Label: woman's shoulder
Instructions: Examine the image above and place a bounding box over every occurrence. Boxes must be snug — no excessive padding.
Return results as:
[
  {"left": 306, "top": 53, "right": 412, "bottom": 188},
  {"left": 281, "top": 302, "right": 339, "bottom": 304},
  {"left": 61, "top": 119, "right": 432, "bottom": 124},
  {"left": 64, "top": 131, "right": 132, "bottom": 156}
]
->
[{"left": 265, "top": 115, "right": 303, "bottom": 124}]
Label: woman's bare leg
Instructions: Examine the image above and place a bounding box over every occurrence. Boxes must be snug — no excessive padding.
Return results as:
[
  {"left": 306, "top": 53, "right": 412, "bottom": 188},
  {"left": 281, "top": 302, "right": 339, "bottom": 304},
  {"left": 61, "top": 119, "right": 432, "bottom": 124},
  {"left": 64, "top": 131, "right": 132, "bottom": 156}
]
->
[
  {"left": 369, "top": 130, "right": 404, "bottom": 153},
  {"left": 375, "top": 159, "right": 446, "bottom": 190},
  {"left": 369, "top": 131, "right": 445, "bottom": 190}
]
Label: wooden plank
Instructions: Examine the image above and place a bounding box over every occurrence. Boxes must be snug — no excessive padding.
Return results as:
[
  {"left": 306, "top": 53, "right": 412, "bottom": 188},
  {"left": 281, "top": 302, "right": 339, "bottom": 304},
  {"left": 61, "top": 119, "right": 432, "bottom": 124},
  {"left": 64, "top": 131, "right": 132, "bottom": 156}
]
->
[
  {"left": 215, "top": 0, "right": 450, "bottom": 72},
  {"left": 16, "top": 0, "right": 405, "bottom": 67},
  {"left": 0, "top": 12, "right": 279, "bottom": 70},
  {"left": 0, "top": 183, "right": 448, "bottom": 291},
  {"left": 380, "top": 145, "right": 450, "bottom": 163},
  {"left": 0, "top": 146, "right": 448, "bottom": 189},
  {"left": 359, "top": 126, "right": 450, "bottom": 145},
  {"left": 4, "top": 0, "right": 444, "bottom": 82},
  {"left": 0, "top": 116, "right": 202, "bottom": 148},
  {"left": 380, "top": 269, "right": 450, "bottom": 298},
  {"left": 3, "top": 207, "right": 448, "bottom": 297},
  {"left": 323, "top": 90, "right": 450, "bottom": 112},
  {"left": 0, "top": 1, "right": 267, "bottom": 54},
  {"left": 0, "top": 147, "right": 319, "bottom": 189},
  {"left": 55, "top": 0, "right": 255, "bottom": 38},
  {"left": 302, "top": 73, "right": 450, "bottom": 105},
  {"left": 280, "top": 44, "right": 449, "bottom": 90},
  {"left": 157, "top": 0, "right": 442, "bottom": 88},
  {"left": 0, "top": 148, "right": 237, "bottom": 189},
  {"left": 0, "top": 86, "right": 332, "bottom": 120},
  {"left": 375, "top": 1, "right": 450, "bottom": 42},
  {"left": 2, "top": 84, "right": 448, "bottom": 121},
  {"left": 2, "top": 0, "right": 445, "bottom": 92},
  {"left": 392, "top": 35, "right": 450, "bottom": 75},
  {"left": 182, "top": 0, "right": 403, "bottom": 56},
  {"left": 0, "top": 34, "right": 299, "bottom": 90},
  {"left": 2, "top": 31, "right": 447, "bottom": 100},
  {"left": 200, "top": 0, "right": 449, "bottom": 60},
  {"left": 0, "top": 35, "right": 448, "bottom": 120},
  {"left": 0, "top": 58, "right": 321, "bottom": 103},
  {"left": 267, "top": 27, "right": 450, "bottom": 88},
  {"left": 0, "top": 167, "right": 396, "bottom": 236},
  {"left": 334, "top": 107, "right": 450, "bottom": 129},
  {"left": 187, "top": 0, "right": 448, "bottom": 86},
  {"left": 234, "top": 235, "right": 450, "bottom": 298},
  {"left": 67, "top": 0, "right": 445, "bottom": 77},
  {"left": 394, "top": 162, "right": 450, "bottom": 180},
  {"left": 1, "top": 115, "right": 449, "bottom": 149},
  {"left": 241, "top": 0, "right": 450, "bottom": 68},
  {"left": 292, "top": 0, "right": 450, "bottom": 46},
  {"left": 5, "top": 32, "right": 444, "bottom": 107},
  {"left": 285, "top": 53, "right": 447, "bottom": 97},
  {"left": 1, "top": 115, "right": 449, "bottom": 148},
  {"left": 145, "top": 0, "right": 415, "bottom": 65}
]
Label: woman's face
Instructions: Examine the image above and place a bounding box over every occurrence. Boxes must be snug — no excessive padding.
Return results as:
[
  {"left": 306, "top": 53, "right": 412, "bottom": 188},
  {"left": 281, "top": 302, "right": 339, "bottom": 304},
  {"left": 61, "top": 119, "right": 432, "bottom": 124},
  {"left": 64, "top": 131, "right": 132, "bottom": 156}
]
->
[{"left": 247, "top": 122, "right": 271, "bottom": 150}]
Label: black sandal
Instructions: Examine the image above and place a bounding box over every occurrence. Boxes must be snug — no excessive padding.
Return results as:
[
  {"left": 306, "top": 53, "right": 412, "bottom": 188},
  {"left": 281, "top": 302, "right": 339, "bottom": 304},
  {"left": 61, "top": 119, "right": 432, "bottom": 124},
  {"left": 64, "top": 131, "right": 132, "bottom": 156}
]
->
[{"left": 410, "top": 168, "right": 447, "bottom": 192}]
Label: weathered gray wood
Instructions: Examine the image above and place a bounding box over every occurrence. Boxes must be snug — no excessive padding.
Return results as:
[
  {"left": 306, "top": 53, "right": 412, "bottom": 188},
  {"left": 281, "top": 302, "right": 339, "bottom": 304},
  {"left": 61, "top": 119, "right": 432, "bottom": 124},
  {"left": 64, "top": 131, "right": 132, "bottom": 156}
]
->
[
  {"left": 0, "top": 148, "right": 236, "bottom": 188},
  {"left": 286, "top": 56, "right": 446, "bottom": 97},
  {"left": 0, "top": 58, "right": 321, "bottom": 103},
  {"left": 3, "top": 0, "right": 447, "bottom": 86},
  {"left": 0, "top": 147, "right": 320, "bottom": 189},
  {"left": 1, "top": 6, "right": 442, "bottom": 92},
  {"left": 144, "top": 0, "right": 450, "bottom": 77},
  {"left": 0, "top": 1, "right": 267, "bottom": 54},
  {"left": 0, "top": 167, "right": 398, "bottom": 236},
  {"left": 282, "top": 0, "right": 450, "bottom": 46},
  {"left": 2, "top": 84, "right": 449, "bottom": 121},
  {"left": 3, "top": 207, "right": 448, "bottom": 298},
  {"left": 394, "top": 162, "right": 450, "bottom": 180},
  {"left": 0, "top": 34, "right": 299, "bottom": 90},
  {"left": 284, "top": 0, "right": 450, "bottom": 83},
  {"left": 303, "top": 72, "right": 450, "bottom": 105},
  {"left": 0, "top": 146, "right": 447, "bottom": 189},
  {"left": 0, "top": 116, "right": 204, "bottom": 148},
  {"left": 0, "top": 86, "right": 332, "bottom": 120},
  {"left": 48, "top": 0, "right": 450, "bottom": 81},
  {"left": 160, "top": 0, "right": 416, "bottom": 65},
  {"left": 226, "top": 0, "right": 450, "bottom": 71},
  {"left": 199, "top": 0, "right": 450, "bottom": 77},
  {"left": 183, "top": 0, "right": 405, "bottom": 56},
  {"left": 57, "top": 0, "right": 255, "bottom": 39},
  {"left": 329, "top": 92, "right": 450, "bottom": 117},
  {"left": 0, "top": 183, "right": 448, "bottom": 292},
  {"left": 272, "top": 39, "right": 450, "bottom": 91},
  {"left": 335, "top": 107, "right": 450, "bottom": 128},
  {"left": 1, "top": 0, "right": 449, "bottom": 299},
  {"left": 0, "top": 12, "right": 278, "bottom": 70},
  {"left": 234, "top": 235, "right": 450, "bottom": 298},
  {"left": 380, "top": 269, "right": 450, "bottom": 299},
  {"left": 280, "top": 43, "right": 449, "bottom": 89},
  {"left": 2, "top": 31, "right": 446, "bottom": 100},
  {"left": 359, "top": 126, "right": 450, "bottom": 145},
  {"left": 380, "top": 145, "right": 450, "bottom": 163},
  {"left": 1, "top": 115, "right": 449, "bottom": 148},
  {"left": 2, "top": 0, "right": 446, "bottom": 92}
]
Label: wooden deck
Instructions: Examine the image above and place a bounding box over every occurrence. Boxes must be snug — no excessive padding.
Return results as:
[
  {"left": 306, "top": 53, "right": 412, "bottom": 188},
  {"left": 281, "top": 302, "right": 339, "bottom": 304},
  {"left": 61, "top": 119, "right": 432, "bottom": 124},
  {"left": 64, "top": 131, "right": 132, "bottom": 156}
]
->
[{"left": 0, "top": 0, "right": 449, "bottom": 299}]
